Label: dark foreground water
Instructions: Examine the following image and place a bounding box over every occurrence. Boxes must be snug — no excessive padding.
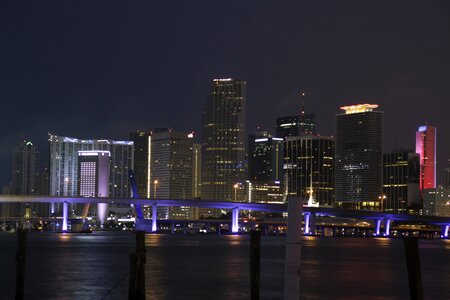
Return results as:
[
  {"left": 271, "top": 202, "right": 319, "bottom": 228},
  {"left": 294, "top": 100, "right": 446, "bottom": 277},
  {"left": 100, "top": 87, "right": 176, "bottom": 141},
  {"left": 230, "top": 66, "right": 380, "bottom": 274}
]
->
[{"left": 0, "top": 232, "right": 448, "bottom": 299}]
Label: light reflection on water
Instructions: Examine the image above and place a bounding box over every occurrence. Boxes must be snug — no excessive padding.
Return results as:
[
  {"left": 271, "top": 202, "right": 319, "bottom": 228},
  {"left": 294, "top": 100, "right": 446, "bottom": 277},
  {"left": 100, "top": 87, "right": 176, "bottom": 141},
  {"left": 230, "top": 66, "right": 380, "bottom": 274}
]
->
[{"left": 0, "top": 233, "right": 448, "bottom": 299}]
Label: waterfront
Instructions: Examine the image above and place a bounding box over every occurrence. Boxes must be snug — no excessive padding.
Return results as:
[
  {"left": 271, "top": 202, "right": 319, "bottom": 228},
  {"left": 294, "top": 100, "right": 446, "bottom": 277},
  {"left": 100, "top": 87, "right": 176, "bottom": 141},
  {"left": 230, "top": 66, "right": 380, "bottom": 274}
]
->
[{"left": 0, "top": 232, "right": 449, "bottom": 299}]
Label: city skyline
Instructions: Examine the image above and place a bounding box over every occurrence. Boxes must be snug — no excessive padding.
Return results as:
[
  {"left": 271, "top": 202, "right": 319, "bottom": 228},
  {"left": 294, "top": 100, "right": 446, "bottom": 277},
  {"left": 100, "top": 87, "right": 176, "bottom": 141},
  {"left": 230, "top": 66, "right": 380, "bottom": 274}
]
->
[{"left": 0, "top": 1, "right": 449, "bottom": 187}]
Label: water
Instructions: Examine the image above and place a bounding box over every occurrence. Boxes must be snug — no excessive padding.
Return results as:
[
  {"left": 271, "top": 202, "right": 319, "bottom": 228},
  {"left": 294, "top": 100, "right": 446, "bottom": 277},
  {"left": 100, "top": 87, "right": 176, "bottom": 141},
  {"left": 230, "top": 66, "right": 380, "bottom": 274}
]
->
[{"left": 0, "top": 232, "right": 449, "bottom": 299}]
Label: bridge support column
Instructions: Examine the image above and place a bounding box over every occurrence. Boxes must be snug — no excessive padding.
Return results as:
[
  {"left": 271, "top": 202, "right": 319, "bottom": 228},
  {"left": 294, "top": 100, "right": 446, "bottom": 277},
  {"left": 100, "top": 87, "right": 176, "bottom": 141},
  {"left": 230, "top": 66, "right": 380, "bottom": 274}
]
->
[
  {"left": 231, "top": 208, "right": 239, "bottom": 234},
  {"left": 151, "top": 204, "right": 157, "bottom": 233},
  {"left": 171, "top": 222, "right": 175, "bottom": 234},
  {"left": 97, "top": 203, "right": 108, "bottom": 227},
  {"left": 442, "top": 225, "right": 449, "bottom": 238},
  {"left": 62, "top": 202, "right": 68, "bottom": 232},
  {"left": 385, "top": 219, "right": 391, "bottom": 237},
  {"left": 304, "top": 213, "right": 311, "bottom": 235},
  {"left": 375, "top": 219, "right": 382, "bottom": 236}
]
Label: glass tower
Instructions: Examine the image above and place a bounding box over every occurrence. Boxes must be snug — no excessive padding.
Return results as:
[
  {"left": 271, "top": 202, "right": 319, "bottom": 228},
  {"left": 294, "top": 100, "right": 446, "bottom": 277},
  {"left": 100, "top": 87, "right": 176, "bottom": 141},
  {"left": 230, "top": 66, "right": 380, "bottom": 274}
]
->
[
  {"left": 201, "top": 78, "right": 246, "bottom": 202},
  {"left": 415, "top": 125, "right": 437, "bottom": 194},
  {"left": 335, "top": 104, "right": 383, "bottom": 209}
]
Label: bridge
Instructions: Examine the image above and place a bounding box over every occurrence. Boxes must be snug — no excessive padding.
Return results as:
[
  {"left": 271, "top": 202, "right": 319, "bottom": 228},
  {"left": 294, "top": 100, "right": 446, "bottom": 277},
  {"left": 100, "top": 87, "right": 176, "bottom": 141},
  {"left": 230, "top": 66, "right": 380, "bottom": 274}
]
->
[{"left": 0, "top": 195, "right": 449, "bottom": 238}]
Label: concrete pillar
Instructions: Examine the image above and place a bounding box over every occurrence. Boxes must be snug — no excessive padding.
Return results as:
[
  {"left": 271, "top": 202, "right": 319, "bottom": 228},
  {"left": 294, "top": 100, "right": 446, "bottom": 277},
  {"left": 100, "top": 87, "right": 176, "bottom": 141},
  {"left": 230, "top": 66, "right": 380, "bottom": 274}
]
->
[
  {"left": 442, "top": 224, "right": 449, "bottom": 238},
  {"left": 385, "top": 219, "right": 391, "bottom": 237},
  {"left": 375, "top": 219, "right": 382, "bottom": 236},
  {"left": 217, "top": 224, "right": 221, "bottom": 235},
  {"left": 304, "top": 213, "right": 311, "bottom": 234},
  {"left": 62, "top": 202, "right": 68, "bottom": 232},
  {"left": 151, "top": 204, "right": 157, "bottom": 233},
  {"left": 171, "top": 222, "right": 175, "bottom": 234},
  {"left": 97, "top": 203, "right": 108, "bottom": 227},
  {"left": 231, "top": 207, "right": 239, "bottom": 233}
]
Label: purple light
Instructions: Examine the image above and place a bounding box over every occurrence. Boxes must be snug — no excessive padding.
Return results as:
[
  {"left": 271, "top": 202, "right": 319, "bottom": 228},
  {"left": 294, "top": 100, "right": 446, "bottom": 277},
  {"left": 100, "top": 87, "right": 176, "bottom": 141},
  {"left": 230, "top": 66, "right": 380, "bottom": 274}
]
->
[
  {"left": 304, "top": 213, "right": 311, "bottom": 234},
  {"left": 231, "top": 208, "right": 239, "bottom": 233},
  {"left": 62, "top": 202, "right": 68, "bottom": 232},
  {"left": 385, "top": 219, "right": 391, "bottom": 237},
  {"left": 445, "top": 225, "right": 449, "bottom": 238},
  {"left": 375, "top": 219, "right": 381, "bottom": 236}
]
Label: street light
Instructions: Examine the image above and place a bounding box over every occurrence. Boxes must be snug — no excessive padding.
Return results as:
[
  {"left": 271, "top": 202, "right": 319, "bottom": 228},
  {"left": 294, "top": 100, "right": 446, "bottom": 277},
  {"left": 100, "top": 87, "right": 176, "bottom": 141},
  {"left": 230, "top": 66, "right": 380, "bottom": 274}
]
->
[
  {"left": 154, "top": 180, "right": 159, "bottom": 199},
  {"left": 233, "top": 184, "right": 239, "bottom": 201},
  {"left": 378, "top": 195, "right": 386, "bottom": 211}
]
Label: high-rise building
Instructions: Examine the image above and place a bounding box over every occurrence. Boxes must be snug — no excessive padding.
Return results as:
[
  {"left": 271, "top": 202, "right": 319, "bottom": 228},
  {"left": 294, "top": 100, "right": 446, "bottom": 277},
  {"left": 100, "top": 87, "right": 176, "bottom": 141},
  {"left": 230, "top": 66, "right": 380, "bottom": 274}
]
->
[
  {"left": 6, "top": 141, "right": 40, "bottom": 217},
  {"left": 335, "top": 104, "right": 383, "bottom": 209},
  {"left": 78, "top": 150, "right": 110, "bottom": 225},
  {"left": 192, "top": 143, "right": 201, "bottom": 199},
  {"left": 276, "top": 114, "right": 316, "bottom": 139},
  {"left": 383, "top": 150, "right": 420, "bottom": 213},
  {"left": 248, "top": 131, "right": 283, "bottom": 182},
  {"left": 49, "top": 134, "right": 134, "bottom": 199},
  {"left": 423, "top": 186, "right": 450, "bottom": 217},
  {"left": 416, "top": 125, "right": 437, "bottom": 194},
  {"left": 12, "top": 140, "right": 39, "bottom": 196},
  {"left": 129, "top": 131, "right": 151, "bottom": 198},
  {"left": 201, "top": 78, "right": 246, "bottom": 203},
  {"left": 285, "top": 135, "right": 334, "bottom": 207},
  {"left": 149, "top": 128, "right": 194, "bottom": 219}
]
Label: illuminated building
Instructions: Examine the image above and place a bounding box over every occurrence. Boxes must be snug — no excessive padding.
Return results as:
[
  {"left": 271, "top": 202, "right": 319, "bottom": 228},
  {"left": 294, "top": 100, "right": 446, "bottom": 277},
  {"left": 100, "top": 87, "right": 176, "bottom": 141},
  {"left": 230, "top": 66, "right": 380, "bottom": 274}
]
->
[
  {"left": 415, "top": 125, "right": 437, "bottom": 195},
  {"left": 285, "top": 135, "right": 334, "bottom": 207},
  {"left": 248, "top": 131, "right": 283, "bottom": 182},
  {"left": 49, "top": 134, "right": 134, "bottom": 200},
  {"left": 245, "top": 180, "right": 284, "bottom": 204},
  {"left": 149, "top": 128, "right": 194, "bottom": 219},
  {"left": 383, "top": 150, "right": 420, "bottom": 213},
  {"left": 192, "top": 143, "right": 201, "bottom": 198},
  {"left": 201, "top": 78, "right": 247, "bottom": 204},
  {"left": 4, "top": 141, "right": 40, "bottom": 217},
  {"left": 276, "top": 93, "right": 316, "bottom": 138},
  {"left": 335, "top": 104, "right": 383, "bottom": 209},
  {"left": 129, "top": 131, "right": 151, "bottom": 198},
  {"left": 423, "top": 186, "right": 450, "bottom": 217},
  {"left": 78, "top": 150, "right": 110, "bottom": 225}
]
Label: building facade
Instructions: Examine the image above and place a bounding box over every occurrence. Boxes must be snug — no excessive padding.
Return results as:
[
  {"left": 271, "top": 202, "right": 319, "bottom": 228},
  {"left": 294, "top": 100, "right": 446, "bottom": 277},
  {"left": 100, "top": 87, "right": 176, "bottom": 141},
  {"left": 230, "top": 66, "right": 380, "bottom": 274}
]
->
[
  {"left": 415, "top": 125, "right": 437, "bottom": 194},
  {"left": 335, "top": 104, "right": 383, "bottom": 209},
  {"left": 423, "top": 187, "right": 450, "bottom": 217},
  {"left": 285, "top": 135, "right": 334, "bottom": 207},
  {"left": 276, "top": 114, "right": 316, "bottom": 139},
  {"left": 49, "top": 134, "right": 134, "bottom": 199},
  {"left": 149, "top": 129, "right": 194, "bottom": 219},
  {"left": 201, "top": 78, "right": 247, "bottom": 202},
  {"left": 383, "top": 150, "right": 420, "bottom": 213},
  {"left": 248, "top": 131, "right": 283, "bottom": 182},
  {"left": 129, "top": 131, "right": 151, "bottom": 198}
]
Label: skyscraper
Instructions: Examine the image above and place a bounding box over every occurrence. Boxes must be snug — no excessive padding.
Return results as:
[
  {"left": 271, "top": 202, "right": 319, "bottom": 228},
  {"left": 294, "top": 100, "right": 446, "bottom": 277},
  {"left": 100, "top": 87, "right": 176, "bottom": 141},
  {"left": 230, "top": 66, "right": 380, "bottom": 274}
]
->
[
  {"left": 149, "top": 128, "right": 194, "bottom": 219},
  {"left": 335, "top": 104, "right": 383, "bottom": 209},
  {"left": 201, "top": 78, "right": 246, "bottom": 202},
  {"left": 129, "top": 131, "right": 151, "bottom": 198},
  {"left": 415, "top": 125, "right": 437, "bottom": 194},
  {"left": 285, "top": 135, "right": 334, "bottom": 207},
  {"left": 383, "top": 150, "right": 420, "bottom": 213},
  {"left": 276, "top": 93, "right": 316, "bottom": 139},
  {"left": 49, "top": 134, "right": 134, "bottom": 198},
  {"left": 8, "top": 140, "right": 40, "bottom": 217},
  {"left": 248, "top": 131, "right": 283, "bottom": 182},
  {"left": 78, "top": 150, "right": 110, "bottom": 225},
  {"left": 12, "top": 140, "right": 39, "bottom": 196}
]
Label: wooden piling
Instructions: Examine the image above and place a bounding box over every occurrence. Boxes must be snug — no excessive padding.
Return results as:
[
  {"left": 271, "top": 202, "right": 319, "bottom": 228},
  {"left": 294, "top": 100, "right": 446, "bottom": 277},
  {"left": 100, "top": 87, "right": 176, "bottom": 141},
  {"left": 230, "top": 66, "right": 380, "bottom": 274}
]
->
[
  {"left": 250, "top": 230, "right": 260, "bottom": 300},
  {"left": 15, "top": 228, "right": 27, "bottom": 300},
  {"left": 404, "top": 237, "right": 423, "bottom": 300},
  {"left": 129, "top": 231, "right": 146, "bottom": 300}
]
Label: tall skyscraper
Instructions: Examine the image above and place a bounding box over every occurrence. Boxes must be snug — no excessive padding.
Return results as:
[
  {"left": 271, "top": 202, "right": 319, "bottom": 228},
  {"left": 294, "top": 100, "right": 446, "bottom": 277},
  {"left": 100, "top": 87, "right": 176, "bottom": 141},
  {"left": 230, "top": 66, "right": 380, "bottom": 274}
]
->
[
  {"left": 7, "top": 140, "right": 40, "bottom": 217},
  {"left": 149, "top": 128, "right": 194, "bottom": 219},
  {"left": 248, "top": 131, "right": 283, "bottom": 182},
  {"left": 335, "top": 104, "right": 383, "bottom": 209},
  {"left": 192, "top": 143, "right": 201, "bottom": 199},
  {"left": 285, "top": 135, "right": 334, "bottom": 207},
  {"left": 383, "top": 150, "right": 420, "bottom": 213},
  {"left": 12, "top": 140, "right": 39, "bottom": 195},
  {"left": 129, "top": 131, "right": 151, "bottom": 198},
  {"left": 415, "top": 125, "right": 437, "bottom": 194},
  {"left": 276, "top": 93, "right": 316, "bottom": 139},
  {"left": 49, "top": 134, "right": 134, "bottom": 199},
  {"left": 201, "top": 78, "right": 246, "bottom": 202},
  {"left": 78, "top": 150, "right": 110, "bottom": 225}
]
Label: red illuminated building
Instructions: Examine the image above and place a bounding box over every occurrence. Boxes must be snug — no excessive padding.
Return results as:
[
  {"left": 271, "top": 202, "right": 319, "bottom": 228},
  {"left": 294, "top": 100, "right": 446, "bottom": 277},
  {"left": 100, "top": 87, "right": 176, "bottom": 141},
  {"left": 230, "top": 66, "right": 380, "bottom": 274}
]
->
[{"left": 415, "top": 125, "right": 436, "bottom": 194}]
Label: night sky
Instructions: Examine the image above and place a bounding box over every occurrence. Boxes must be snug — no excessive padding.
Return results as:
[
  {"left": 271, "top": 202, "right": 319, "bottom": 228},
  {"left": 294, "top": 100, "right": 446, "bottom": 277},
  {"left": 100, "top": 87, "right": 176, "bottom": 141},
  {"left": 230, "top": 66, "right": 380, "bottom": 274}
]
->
[{"left": 1, "top": 1, "right": 449, "bottom": 187}]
